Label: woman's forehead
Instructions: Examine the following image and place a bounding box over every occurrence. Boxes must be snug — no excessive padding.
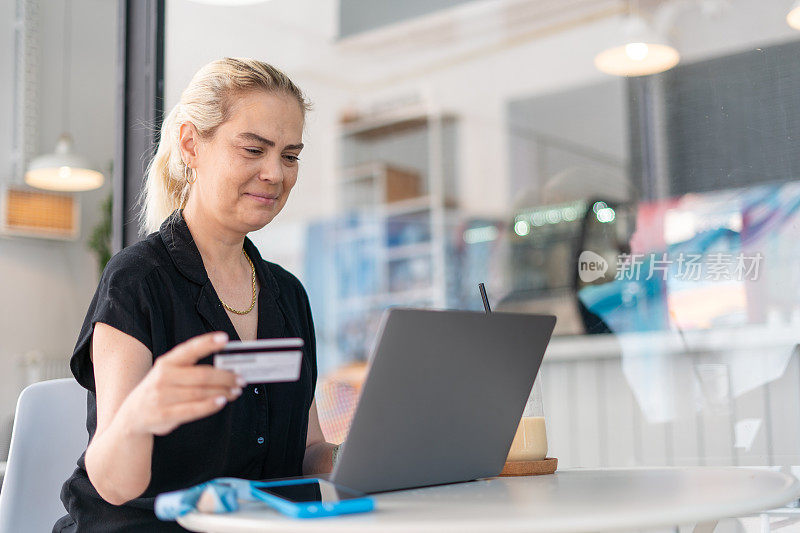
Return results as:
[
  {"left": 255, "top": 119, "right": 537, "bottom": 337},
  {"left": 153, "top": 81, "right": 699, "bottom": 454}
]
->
[
  {"left": 230, "top": 91, "right": 302, "bottom": 120},
  {"left": 224, "top": 91, "right": 304, "bottom": 138}
]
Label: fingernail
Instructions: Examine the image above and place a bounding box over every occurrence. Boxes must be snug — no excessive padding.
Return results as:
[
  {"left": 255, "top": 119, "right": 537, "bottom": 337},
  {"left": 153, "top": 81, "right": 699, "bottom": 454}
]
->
[
  {"left": 214, "top": 395, "right": 227, "bottom": 406},
  {"left": 213, "top": 332, "right": 228, "bottom": 343},
  {"left": 235, "top": 376, "right": 247, "bottom": 388},
  {"left": 230, "top": 387, "right": 242, "bottom": 396}
]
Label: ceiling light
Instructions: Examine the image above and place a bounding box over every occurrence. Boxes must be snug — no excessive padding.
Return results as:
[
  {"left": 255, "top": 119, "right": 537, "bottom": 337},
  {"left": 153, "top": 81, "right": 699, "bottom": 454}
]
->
[
  {"left": 596, "top": 207, "right": 616, "bottom": 223},
  {"left": 594, "top": 15, "right": 680, "bottom": 77},
  {"left": 514, "top": 220, "right": 531, "bottom": 236},
  {"left": 464, "top": 226, "right": 498, "bottom": 244},
  {"left": 788, "top": 1, "right": 800, "bottom": 30},
  {"left": 25, "top": 134, "right": 104, "bottom": 192},
  {"left": 25, "top": 0, "right": 103, "bottom": 192},
  {"left": 624, "top": 42, "right": 649, "bottom": 61}
]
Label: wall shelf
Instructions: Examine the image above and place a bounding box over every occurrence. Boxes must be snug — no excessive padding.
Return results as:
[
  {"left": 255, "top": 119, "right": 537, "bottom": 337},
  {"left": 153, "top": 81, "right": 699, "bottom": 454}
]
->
[{"left": 328, "top": 94, "right": 461, "bottom": 365}]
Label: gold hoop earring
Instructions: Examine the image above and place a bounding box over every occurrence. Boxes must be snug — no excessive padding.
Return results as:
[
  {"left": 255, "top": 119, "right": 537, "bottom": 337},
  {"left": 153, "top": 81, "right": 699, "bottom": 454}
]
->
[{"left": 185, "top": 166, "right": 197, "bottom": 184}]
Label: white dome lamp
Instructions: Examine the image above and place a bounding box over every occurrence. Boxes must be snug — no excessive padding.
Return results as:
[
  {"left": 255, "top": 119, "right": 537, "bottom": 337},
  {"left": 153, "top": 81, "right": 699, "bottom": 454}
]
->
[
  {"left": 594, "top": 14, "right": 680, "bottom": 77},
  {"left": 788, "top": 1, "right": 800, "bottom": 30},
  {"left": 25, "top": 134, "right": 104, "bottom": 191},
  {"left": 24, "top": 0, "right": 103, "bottom": 192}
]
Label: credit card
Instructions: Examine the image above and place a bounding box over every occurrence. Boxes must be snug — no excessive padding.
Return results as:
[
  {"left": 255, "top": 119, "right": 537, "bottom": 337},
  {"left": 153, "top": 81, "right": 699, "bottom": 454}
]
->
[{"left": 213, "top": 338, "right": 304, "bottom": 384}]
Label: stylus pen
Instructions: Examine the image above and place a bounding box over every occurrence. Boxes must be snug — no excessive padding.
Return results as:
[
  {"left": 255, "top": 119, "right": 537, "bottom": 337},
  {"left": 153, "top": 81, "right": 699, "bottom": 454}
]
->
[{"left": 478, "top": 283, "right": 492, "bottom": 314}]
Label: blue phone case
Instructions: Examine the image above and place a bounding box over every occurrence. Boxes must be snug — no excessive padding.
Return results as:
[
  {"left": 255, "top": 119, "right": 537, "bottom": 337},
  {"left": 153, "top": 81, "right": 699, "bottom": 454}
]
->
[{"left": 251, "top": 478, "right": 375, "bottom": 518}]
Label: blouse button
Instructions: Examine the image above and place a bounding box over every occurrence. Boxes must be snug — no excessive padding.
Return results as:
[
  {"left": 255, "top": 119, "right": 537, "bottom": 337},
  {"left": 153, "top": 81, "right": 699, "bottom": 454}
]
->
[{"left": 257, "top": 437, "right": 265, "bottom": 444}]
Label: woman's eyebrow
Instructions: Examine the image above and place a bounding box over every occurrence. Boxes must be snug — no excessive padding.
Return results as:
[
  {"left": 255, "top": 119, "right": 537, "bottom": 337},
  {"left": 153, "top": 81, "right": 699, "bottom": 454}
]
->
[{"left": 236, "top": 132, "right": 303, "bottom": 150}]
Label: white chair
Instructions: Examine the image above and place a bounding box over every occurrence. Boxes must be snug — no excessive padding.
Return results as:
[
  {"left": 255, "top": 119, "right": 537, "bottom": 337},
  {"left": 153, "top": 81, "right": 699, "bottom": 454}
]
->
[{"left": 0, "top": 378, "right": 87, "bottom": 533}]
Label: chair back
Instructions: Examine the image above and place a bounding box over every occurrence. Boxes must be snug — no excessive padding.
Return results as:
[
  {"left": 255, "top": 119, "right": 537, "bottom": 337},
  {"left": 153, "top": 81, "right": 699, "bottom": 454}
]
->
[{"left": 0, "top": 378, "right": 86, "bottom": 533}]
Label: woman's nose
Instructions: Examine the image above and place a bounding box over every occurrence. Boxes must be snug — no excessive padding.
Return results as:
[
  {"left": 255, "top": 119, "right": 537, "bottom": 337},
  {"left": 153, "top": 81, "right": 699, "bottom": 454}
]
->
[{"left": 259, "top": 156, "right": 283, "bottom": 183}]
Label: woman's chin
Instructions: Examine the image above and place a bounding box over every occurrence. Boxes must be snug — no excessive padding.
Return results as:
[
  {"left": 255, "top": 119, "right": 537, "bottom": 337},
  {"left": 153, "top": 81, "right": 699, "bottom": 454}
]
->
[{"left": 239, "top": 210, "right": 279, "bottom": 232}]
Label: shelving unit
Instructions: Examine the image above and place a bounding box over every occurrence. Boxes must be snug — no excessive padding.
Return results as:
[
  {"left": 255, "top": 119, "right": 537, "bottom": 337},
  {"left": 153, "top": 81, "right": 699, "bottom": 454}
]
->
[
  {"left": 331, "top": 94, "right": 460, "bottom": 362},
  {"left": 340, "top": 162, "right": 423, "bottom": 211}
]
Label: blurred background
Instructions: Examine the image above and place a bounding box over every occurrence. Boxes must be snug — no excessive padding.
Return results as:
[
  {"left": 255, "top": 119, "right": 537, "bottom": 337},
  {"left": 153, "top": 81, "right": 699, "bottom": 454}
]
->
[{"left": 2, "top": 0, "right": 800, "bottom": 480}]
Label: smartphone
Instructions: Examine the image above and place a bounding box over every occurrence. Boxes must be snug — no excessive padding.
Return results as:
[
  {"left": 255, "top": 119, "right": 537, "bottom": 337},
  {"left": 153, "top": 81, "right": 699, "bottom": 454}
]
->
[{"left": 251, "top": 478, "right": 374, "bottom": 518}]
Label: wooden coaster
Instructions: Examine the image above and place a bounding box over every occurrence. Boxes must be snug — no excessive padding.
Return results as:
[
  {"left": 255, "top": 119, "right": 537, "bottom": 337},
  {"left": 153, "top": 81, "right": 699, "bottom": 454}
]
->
[{"left": 499, "top": 457, "right": 558, "bottom": 476}]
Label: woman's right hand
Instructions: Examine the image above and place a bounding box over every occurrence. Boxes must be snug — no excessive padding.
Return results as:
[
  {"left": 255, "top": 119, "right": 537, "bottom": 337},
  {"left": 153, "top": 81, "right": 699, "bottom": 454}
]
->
[{"left": 118, "top": 331, "right": 244, "bottom": 436}]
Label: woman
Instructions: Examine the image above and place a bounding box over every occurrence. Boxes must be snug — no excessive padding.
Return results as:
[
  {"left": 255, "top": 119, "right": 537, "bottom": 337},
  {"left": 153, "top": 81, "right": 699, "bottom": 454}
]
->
[{"left": 53, "top": 58, "right": 337, "bottom": 532}]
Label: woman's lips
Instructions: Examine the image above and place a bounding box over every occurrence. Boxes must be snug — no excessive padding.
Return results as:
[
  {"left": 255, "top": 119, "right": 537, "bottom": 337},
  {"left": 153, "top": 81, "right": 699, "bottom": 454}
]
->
[{"left": 245, "top": 193, "right": 278, "bottom": 206}]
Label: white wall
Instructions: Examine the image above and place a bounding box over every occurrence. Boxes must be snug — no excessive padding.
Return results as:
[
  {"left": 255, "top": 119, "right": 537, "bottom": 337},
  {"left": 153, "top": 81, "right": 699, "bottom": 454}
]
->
[
  {"left": 0, "top": 0, "right": 117, "bottom": 445},
  {"left": 0, "top": 0, "right": 13, "bottom": 179}
]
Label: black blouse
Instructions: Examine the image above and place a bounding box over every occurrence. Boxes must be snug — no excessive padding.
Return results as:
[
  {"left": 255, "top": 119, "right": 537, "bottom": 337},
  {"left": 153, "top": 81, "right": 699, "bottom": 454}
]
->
[{"left": 53, "top": 210, "right": 317, "bottom": 532}]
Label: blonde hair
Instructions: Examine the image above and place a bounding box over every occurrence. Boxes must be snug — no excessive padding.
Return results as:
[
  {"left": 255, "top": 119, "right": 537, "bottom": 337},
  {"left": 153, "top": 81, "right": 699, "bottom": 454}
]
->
[{"left": 140, "top": 57, "right": 311, "bottom": 235}]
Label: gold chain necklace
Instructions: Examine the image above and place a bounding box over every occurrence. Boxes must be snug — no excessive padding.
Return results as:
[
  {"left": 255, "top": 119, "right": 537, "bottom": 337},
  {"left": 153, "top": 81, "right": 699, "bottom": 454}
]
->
[{"left": 220, "top": 250, "right": 257, "bottom": 315}]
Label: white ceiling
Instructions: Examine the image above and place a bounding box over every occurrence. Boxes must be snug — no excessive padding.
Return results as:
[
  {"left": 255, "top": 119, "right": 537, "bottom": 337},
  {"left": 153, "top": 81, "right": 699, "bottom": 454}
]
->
[{"left": 166, "top": 0, "right": 800, "bottom": 97}]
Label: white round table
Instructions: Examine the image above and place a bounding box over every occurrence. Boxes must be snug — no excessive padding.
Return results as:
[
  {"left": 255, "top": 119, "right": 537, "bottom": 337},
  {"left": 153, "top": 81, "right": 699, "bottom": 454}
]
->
[{"left": 177, "top": 467, "right": 800, "bottom": 533}]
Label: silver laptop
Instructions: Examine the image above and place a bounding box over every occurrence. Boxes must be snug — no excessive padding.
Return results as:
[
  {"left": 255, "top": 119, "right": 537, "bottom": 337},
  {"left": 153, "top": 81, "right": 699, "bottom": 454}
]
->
[{"left": 323, "top": 308, "right": 556, "bottom": 494}]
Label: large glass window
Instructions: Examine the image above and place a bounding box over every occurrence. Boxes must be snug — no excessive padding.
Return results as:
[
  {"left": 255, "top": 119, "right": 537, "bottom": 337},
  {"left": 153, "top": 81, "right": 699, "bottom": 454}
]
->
[{"left": 165, "top": 0, "right": 800, "bottom": 469}]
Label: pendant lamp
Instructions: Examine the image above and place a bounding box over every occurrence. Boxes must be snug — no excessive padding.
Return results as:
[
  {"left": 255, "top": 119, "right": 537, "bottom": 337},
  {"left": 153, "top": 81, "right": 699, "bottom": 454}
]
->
[
  {"left": 24, "top": 0, "right": 103, "bottom": 192},
  {"left": 594, "top": 14, "right": 680, "bottom": 77},
  {"left": 788, "top": 1, "right": 800, "bottom": 30}
]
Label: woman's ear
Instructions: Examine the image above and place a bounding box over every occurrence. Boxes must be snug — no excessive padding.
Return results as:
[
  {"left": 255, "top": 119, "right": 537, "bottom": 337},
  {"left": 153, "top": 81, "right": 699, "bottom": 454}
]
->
[{"left": 178, "top": 121, "right": 200, "bottom": 168}]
